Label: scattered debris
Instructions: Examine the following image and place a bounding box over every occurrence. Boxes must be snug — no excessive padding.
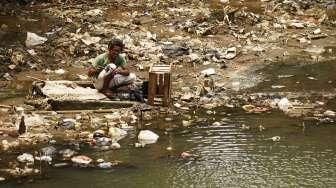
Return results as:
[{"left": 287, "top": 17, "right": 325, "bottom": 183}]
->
[{"left": 25, "top": 32, "right": 47, "bottom": 47}]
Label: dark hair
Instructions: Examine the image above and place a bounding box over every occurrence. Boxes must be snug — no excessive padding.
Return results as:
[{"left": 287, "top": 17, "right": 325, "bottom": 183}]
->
[{"left": 108, "top": 38, "right": 124, "bottom": 50}]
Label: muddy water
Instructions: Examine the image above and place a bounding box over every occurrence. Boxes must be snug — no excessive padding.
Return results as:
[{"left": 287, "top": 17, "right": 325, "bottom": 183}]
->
[
  {"left": 252, "top": 60, "right": 336, "bottom": 92},
  {"left": 2, "top": 110, "right": 336, "bottom": 187},
  {"left": 0, "top": 14, "right": 55, "bottom": 46}
]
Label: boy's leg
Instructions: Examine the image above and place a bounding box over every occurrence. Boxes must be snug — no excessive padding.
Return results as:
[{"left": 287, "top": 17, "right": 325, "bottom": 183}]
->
[{"left": 108, "top": 73, "right": 136, "bottom": 88}]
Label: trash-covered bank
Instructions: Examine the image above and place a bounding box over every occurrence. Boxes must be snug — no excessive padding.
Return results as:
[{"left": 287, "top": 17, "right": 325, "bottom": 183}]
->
[{"left": 0, "top": 0, "right": 336, "bottom": 185}]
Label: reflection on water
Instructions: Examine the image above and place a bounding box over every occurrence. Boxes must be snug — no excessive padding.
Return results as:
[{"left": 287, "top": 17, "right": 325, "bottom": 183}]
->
[
  {"left": 2, "top": 111, "right": 336, "bottom": 188},
  {"left": 252, "top": 60, "right": 336, "bottom": 92}
]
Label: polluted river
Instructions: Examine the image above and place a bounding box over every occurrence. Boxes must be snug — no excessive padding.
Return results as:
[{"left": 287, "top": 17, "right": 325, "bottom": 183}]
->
[{"left": 1, "top": 0, "right": 336, "bottom": 187}]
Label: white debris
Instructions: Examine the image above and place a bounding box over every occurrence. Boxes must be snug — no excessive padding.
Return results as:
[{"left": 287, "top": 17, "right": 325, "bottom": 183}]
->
[
  {"left": 86, "top": 9, "right": 103, "bottom": 16},
  {"left": 278, "top": 98, "right": 292, "bottom": 112},
  {"left": 25, "top": 32, "right": 47, "bottom": 47},
  {"left": 182, "top": 120, "right": 192, "bottom": 127},
  {"left": 134, "top": 142, "right": 146, "bottom": 148},
  {"left": 97, "top": 162, "right": 112, "bottom": 169},
  {"left": 304, "top": 46, "right": 325, "bottom": 54},
  {"left": 220, "top": 0, "right": 229, "bottom": 4},
  {"left": 27, "top": 49, "right": 37, "bottom": 56},
  {"left": 8, "top": 64, "right": 16, "bottom": 70},
  {"left": 138, "top": 130, "right": 159, "bottom": 145},
  {"left": 271, "top": 85, "right": 286, "bottom": 89},
  {"left": 77, "top": 74, "right": 88, "bottom": 80},
  {"left": 268, "top": 136, "right": 281, "bottom": 142},
  {"left": 108, "top": 127, "right": 127, "bottom": 142},
  {"left": 307, "top": 76, "right": 317, "bottom": 80},
  {"left": 75, "top": 32, "right": 101, "bottom": 45},
  {"left": 201, "top": 68, "right": 216, "bottom": 76},
  {"left": 71, "top": 155, "right": 92, "bottom": 166},
  {"left": 223, "top": 47, "right": 237, "bottom": 59},
  {"left": 313, "top": 28, "right": 321, "bottom": 35},
  {"left": 17, "top": 153, "right": 34, "bottom": 164},
  {"left": 289, "top": 22, "right": 305, "bottom": 29},
  {"left": 324, "top": 110, "right": 336, "bottom": 117},
  {"left": 188, "top": 53, "right": 200, "bottom": 62},
  {"left": 55, "top": 69, "right": 66, "bottom": 75},
  {"left": 35, "top": 156, "right": 52, "bottom": 162}
]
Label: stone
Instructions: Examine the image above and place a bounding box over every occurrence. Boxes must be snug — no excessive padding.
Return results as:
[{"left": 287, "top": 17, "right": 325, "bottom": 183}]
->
[{"left": 138, "top": 130, "right": 159, "bottom": 145}]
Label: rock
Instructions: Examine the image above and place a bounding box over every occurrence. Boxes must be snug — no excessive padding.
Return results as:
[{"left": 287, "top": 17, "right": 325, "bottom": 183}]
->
[
  {"left": 111, "top": 142, "right": 121, "bottom": 149},
  {"left": 25, "top": 32, "right": 47, "bottom": 47},
  {"left": 138, "top": 130, "right": 159, "bottom": 145},
  {"left": 17, "top": 153, "right": 34, "bottom": 164},
  {"left": 71, "top": 155, "right": 92, "bottom": 167}
]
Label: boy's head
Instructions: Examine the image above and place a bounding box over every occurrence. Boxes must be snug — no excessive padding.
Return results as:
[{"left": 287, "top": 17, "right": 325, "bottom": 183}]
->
[{"left": 108, "top": 38, "right": 124, "bottom": 60}]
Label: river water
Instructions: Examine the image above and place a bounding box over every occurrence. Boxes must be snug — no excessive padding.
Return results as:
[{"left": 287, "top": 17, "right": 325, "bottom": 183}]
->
[{"left": 2, "top": 109, "right": 336, "bottom": 188}]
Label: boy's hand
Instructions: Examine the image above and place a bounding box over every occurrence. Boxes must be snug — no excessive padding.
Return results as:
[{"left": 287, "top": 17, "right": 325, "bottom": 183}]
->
[{"left": 87, "top": 67, "right": 97, "bottom": 77}]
